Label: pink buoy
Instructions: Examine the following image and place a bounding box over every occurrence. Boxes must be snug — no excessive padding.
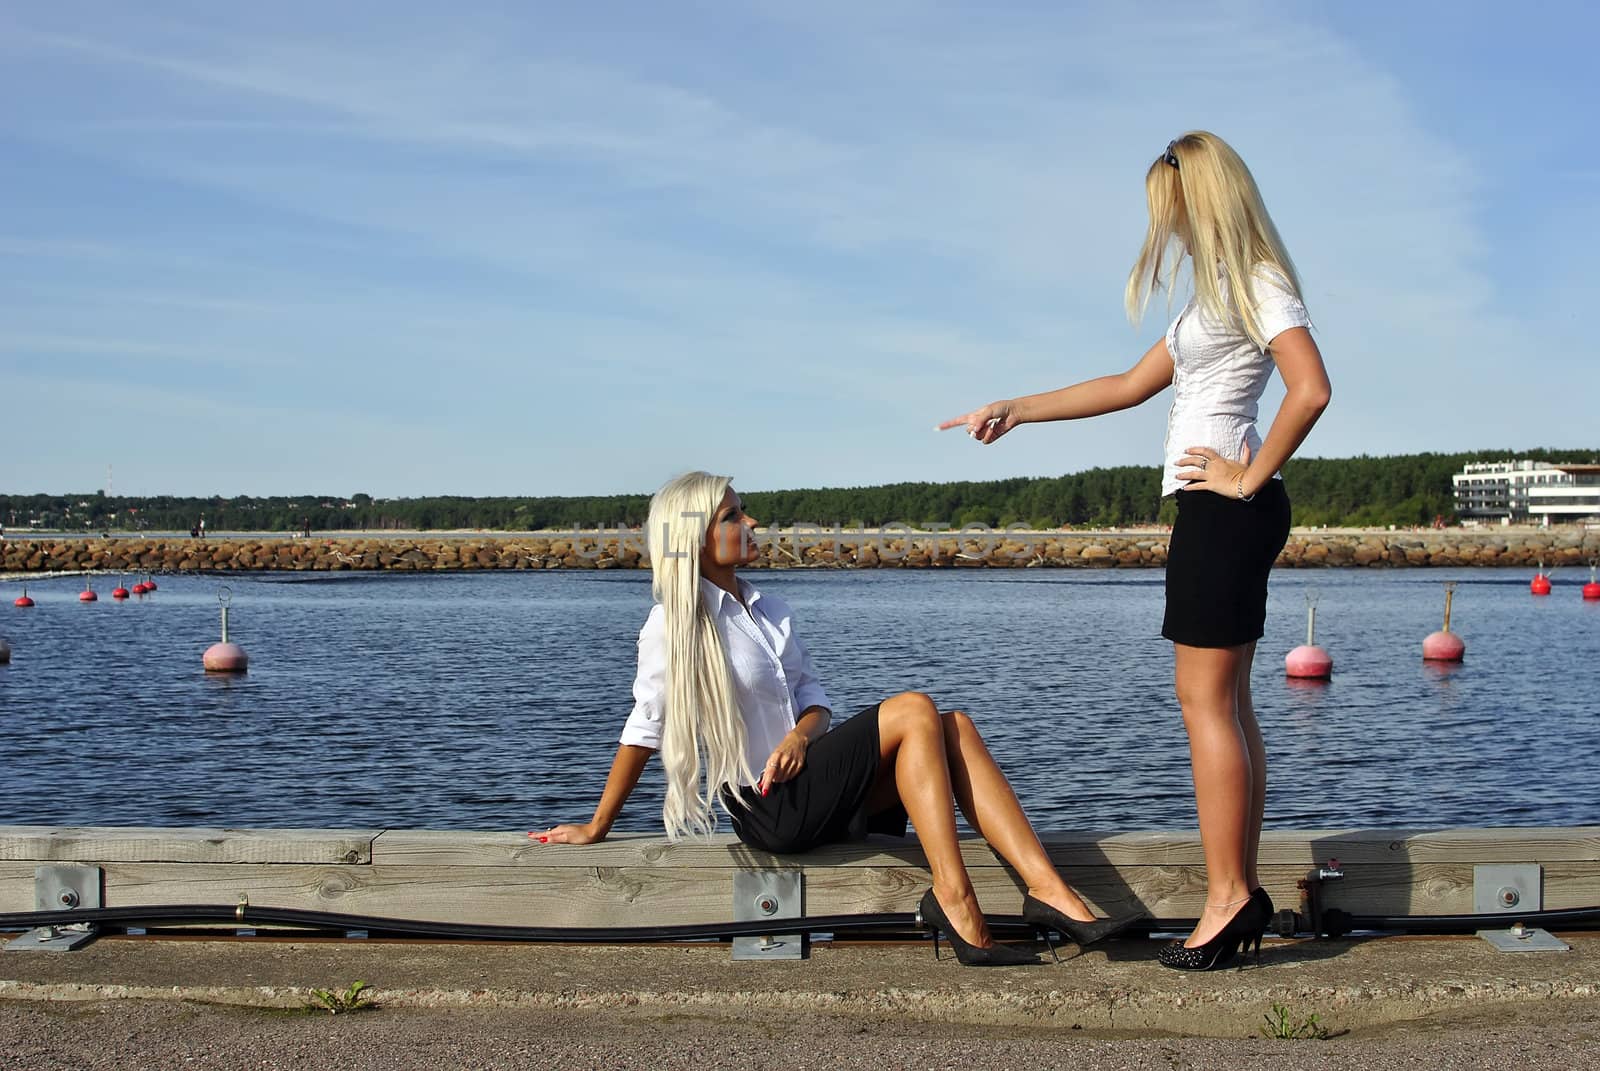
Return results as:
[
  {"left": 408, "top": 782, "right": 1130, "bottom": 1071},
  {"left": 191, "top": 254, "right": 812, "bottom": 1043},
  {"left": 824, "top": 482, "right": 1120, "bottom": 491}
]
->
[
  {"left": 202, "top": 586, "right": 248, "bottom": 673},
  {"left": 203, "top": 641, "right": 249, "bottom": 672},
  {"left": 1423, "top": 582, "right": 1465, "bottom": 662},
  {"left": 1422, "top": 630, "right": 1465, "bottom": 662},
  {"left": 1285, "top": 596, "right": 1332, "bottom": 680},
  {"left": 1286, "top": 644, "right": 1333, "bottom": 679},
  {"left": 13, "top": 588, "right": 34, "bottom": 608}
]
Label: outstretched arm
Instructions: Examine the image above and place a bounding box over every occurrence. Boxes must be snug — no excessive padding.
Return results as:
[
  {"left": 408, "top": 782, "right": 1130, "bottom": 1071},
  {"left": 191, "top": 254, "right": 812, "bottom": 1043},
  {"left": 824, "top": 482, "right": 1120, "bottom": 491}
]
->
[
  {"left": 938, "top": 338, "right": 1174, "bottom": 445},
  {"left": 532, "top": 743, "right": 654, "bottom": 844}
]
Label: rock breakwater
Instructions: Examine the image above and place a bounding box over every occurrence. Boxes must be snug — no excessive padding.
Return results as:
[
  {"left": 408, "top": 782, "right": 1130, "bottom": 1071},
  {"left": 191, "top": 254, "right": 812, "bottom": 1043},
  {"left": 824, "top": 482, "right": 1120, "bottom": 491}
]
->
[{"left": 4, "top": 528, "right": 1597, "bottom": 574}]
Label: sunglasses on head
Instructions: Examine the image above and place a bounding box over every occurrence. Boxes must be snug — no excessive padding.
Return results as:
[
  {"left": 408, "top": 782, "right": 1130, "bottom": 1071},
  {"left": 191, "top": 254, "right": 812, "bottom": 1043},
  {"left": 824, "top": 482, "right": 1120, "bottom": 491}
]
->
[{"left": 1162, "top": 140, "right": 1180, "bottom": 169}]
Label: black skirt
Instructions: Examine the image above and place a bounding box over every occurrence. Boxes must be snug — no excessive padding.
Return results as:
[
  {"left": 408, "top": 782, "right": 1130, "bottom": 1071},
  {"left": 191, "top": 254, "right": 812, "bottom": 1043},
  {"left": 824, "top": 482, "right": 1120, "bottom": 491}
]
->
[
  {"left": 723, "top": 705, "right": 909, "bottom": 854},
  {"left": 1162, "top": 480, "right": 1291, "bottom": 648}
]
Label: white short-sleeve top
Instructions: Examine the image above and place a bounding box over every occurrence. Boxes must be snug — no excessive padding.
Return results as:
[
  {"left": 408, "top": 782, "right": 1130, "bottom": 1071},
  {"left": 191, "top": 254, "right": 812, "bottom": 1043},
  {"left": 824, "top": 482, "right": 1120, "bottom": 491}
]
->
[
  {"left": 1160, "top": 264, "right": 1312, "bottom": 496},
  {"left": 619, "top": 578, "right": 833, "bottom": 787}
]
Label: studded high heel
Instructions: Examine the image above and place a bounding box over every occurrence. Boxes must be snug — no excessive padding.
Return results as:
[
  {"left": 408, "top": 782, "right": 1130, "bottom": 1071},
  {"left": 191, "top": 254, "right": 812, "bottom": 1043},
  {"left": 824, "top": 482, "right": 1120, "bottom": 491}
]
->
[
  {"left": 1157, "top": 893, "right": 1269, "bottom": 971},
  {"left": 918, "top": 889, "right": 1039, "bottom": 967}
]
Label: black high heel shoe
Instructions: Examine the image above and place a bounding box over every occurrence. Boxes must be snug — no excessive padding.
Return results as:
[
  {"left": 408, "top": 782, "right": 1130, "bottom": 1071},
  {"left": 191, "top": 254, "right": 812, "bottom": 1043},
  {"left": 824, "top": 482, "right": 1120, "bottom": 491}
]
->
[
  {"left": 918, "top": 889, "right": 1038, "bottom": 967},
  {"left": 1157, "top": 894, "right": 1269, "bottom": 972},
  {"left": 1022, "top": 894, "right": 1147, "bottom": 960}
]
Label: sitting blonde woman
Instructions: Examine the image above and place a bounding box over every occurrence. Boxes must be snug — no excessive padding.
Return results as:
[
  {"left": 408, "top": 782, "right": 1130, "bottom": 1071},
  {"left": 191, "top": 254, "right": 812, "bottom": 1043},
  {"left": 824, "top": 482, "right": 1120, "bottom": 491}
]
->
[{"left": 534, "top": 470, "right": 1142, "bottom": 966}]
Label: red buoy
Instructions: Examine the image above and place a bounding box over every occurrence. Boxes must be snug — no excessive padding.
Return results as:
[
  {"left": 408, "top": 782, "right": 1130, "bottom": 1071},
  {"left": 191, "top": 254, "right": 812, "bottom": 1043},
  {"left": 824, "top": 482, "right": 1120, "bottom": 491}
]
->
[
  {"left": 13, "top": 588, "right": 34, "bottom": 608},
  {"left": 132, "top": 582, "right": 149, "bottom": 595},
  {"left": 144, "top": 577, "right": 158, "bottom": 591},
  {"left": 79, "top": 584, "right": 97, "bottom": 602},
  {"left": 1584, "top": 566, "right": 1600, "bottom": 601},
  {"left": 112, "top": 583, "right": 130, "bottom": 600},
  {"left": 1423, "top": 582, "right": 1466, "bottom": 662},
  {"left": 1531, "top": 573, "right": 1551, "bottom": 596}
]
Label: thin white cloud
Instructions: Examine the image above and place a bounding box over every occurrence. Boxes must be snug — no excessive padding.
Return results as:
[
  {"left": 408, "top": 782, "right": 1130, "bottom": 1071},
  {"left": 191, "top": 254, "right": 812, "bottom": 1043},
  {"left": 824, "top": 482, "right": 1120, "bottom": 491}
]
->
[{"left": 0, "top": 2, "right": 1590, "bottom": 496}]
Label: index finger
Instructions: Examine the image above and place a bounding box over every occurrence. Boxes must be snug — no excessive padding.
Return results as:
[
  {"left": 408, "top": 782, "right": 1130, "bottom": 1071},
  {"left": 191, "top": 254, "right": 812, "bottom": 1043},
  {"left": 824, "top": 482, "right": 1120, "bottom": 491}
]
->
[{"left": 935, "top": 415, "right": 974, "bottom": 432}]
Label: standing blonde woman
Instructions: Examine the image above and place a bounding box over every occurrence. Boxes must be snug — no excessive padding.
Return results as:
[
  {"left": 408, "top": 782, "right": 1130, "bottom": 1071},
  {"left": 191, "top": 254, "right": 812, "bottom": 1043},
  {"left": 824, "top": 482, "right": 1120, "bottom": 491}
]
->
[
  {"left": 941, "top": 131, "right": 1331, "bottom": 970},
  {"left": 534, "top": 471, "right": 1143, "bottom": 967}
]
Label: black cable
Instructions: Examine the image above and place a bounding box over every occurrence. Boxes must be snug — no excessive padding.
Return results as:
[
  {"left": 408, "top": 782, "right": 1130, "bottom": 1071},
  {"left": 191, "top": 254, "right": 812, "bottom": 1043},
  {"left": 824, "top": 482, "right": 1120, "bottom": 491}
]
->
[
  {"left": 0, "top": 904, "right": 921, "bottom": 942},
  {"left": 3, "top": 903, "right": 1598, "bottom": 942},
  {"left": 1347, "top": 907, "right": 1600, "bottom": 933}
]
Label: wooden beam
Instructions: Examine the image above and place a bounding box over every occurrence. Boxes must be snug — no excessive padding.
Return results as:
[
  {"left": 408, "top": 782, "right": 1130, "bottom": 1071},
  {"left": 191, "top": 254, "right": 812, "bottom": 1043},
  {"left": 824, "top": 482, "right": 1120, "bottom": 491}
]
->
[
  {"left": 0, "top": 826, "right": 378, "bottom": 865},
  {"left": 2, "top": 825, "right": 1595, "bottom": 927}
]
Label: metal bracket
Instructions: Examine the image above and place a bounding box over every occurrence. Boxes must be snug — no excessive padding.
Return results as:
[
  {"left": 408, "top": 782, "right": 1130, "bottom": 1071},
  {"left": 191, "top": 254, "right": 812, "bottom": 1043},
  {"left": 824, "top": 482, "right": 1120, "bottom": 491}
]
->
[
  {"left": 1473, "top": 864, "right": 1541, "bottom": 914},
  {"left": 1477, "top": 922, "right": 1570, "bottom": 953},
  {"left": 4, "top": 865, "right": 103, "bottom": 952},
  {"left": 1473, "top": 864, "right": 1566, "bottom": 952},
  {"left": 731, "top": 870, "right": 804, "bottom": 961}
]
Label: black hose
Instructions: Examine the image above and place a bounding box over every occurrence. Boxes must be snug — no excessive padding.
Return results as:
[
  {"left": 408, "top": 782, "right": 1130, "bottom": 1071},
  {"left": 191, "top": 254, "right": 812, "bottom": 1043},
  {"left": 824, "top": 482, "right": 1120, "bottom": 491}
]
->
[
  {"left": 0, "top": 904, "right": 921, "bottom": 942},
  {"left": 1347, "top": 907, "right": 1600, "bottom": 933},
  {"left": 3, "top": 903, "right": 1597, "bottom": 942}
]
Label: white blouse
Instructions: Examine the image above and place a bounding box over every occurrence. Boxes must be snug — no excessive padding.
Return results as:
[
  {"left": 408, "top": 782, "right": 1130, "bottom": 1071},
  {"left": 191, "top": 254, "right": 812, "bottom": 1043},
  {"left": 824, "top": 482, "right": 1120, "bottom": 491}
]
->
[
  {"left": 619, "top": 578, "right": 833, "bottom": 786},
  {"left": 1161, "top": 265, "right": 1312, "bottom": 496}
]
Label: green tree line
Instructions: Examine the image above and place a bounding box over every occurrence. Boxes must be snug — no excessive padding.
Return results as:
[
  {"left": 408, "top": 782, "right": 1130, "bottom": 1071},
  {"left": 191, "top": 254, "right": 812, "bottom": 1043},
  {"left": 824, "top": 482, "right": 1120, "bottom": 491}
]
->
[{"left": 3, "top": 449, "right": 1595, "bottom": 534}]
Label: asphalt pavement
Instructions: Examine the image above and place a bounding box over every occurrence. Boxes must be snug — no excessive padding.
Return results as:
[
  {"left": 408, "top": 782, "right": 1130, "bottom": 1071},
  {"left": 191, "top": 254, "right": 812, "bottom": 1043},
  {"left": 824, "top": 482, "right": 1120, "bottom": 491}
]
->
[{"left": 4, "top": 929, "right": 1597, "bottom": 1069}]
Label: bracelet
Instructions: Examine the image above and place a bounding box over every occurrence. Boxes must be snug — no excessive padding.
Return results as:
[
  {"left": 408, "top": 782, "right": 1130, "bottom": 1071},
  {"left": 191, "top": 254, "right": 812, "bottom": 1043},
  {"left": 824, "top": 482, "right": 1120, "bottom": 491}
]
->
[{"left": 1236, "top": 475, "right": 1255, "bottom": 502}]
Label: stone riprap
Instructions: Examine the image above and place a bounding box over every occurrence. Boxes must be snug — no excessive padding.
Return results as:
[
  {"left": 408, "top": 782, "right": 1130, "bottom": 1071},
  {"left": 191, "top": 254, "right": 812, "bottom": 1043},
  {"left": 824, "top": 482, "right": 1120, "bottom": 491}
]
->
[{"left": 4, "top": 527, "right": 1597, "bottom": 573}]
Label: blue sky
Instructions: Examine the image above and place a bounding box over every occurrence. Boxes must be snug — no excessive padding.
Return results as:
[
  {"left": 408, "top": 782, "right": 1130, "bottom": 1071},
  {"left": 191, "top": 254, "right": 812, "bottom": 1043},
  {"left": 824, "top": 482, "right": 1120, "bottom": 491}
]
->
[{"left": 2, "top": 1, "right": 1594, "bottom": 498}]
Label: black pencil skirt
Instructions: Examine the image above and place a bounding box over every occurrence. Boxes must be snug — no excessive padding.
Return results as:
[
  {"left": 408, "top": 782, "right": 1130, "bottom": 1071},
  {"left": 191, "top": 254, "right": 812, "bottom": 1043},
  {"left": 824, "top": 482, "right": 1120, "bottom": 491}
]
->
[
  {"left": 1162, "top": 480, "right": 1291, "bottom": 648},
  {"left": 723, "top": 704, "right": 909, "bottom": 854}
]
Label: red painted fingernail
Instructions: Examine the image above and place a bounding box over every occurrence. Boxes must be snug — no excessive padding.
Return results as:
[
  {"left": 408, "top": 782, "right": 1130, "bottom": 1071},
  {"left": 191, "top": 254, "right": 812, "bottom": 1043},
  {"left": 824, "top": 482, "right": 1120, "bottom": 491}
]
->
[{"left": 537, "top": 836, "right": 548, "bottom": 843}]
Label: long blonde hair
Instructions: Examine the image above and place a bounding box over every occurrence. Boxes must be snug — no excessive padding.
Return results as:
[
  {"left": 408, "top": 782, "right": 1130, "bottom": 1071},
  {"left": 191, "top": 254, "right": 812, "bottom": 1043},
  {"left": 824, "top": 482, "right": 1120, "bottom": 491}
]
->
[
  {"left": 1124, "top": 130, "right": 1302, "bottom": 351},
  {"left": 646, "top": 470, "right": 754, "bottom": 840}
]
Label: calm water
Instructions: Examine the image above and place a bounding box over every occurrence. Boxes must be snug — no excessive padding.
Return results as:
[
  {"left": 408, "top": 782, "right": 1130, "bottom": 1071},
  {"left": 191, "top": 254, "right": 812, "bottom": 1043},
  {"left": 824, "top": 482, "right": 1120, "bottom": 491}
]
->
[{"left": 2, "top": 568, "right": 1597, "bottom": 833}]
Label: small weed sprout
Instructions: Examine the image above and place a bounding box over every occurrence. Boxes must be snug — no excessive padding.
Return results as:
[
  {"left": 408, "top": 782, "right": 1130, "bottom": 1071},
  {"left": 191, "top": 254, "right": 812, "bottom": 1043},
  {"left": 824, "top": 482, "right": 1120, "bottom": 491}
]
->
[
  {"left": 1260, "top": 1002, "right": 1329, "bottom": 1040},
  {"left": 308, "top": 980, "right": 376, "bottom": 1015}
]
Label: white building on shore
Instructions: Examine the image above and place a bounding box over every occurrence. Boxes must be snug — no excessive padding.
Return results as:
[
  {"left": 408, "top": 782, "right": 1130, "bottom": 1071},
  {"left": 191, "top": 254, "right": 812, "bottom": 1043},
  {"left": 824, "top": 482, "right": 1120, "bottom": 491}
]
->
[{"left": 1452, "top": 460, "right": 1600, "bottom": 525}]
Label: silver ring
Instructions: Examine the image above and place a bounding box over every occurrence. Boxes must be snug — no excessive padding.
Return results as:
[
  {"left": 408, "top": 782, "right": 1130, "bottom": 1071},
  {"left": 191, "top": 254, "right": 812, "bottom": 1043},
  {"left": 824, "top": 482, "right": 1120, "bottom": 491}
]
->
[{"left": 1198, "top": 458, "right": 1208, "bottom": 470}]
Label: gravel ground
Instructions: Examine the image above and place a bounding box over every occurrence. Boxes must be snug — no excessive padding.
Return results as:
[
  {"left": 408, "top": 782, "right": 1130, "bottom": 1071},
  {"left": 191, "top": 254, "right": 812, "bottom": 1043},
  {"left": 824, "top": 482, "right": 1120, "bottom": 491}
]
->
[{"left": 5, "top": 997, "right": 1600, "bottom": 1071}]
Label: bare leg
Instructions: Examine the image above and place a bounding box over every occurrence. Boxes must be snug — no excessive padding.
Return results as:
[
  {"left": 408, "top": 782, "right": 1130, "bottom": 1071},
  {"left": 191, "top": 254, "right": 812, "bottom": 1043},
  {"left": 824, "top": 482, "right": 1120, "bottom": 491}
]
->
[
  {"left": 1234, "top": 642, "right": 1266, "bottom": 891},
  {"left": 939, "top": 709, "right": 1096, "bottom": 922},
  {"left": 863, "top": 691, "right": 996, "bottom": 948},
  {"left": 1173, "top": 642, "right": 1254, "bottom": 947}
]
